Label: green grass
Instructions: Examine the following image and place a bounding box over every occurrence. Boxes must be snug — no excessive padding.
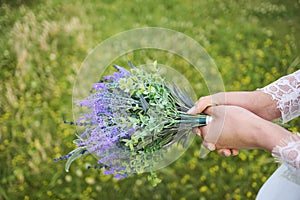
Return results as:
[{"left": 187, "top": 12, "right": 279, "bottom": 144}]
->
[{"left": 1, "top": 0, "right": 300, "bottom": 199}]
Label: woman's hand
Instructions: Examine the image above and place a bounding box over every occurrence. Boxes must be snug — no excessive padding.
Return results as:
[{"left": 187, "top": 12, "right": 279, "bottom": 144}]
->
[
  {"left": 189, "top": 91, "right": 281, "bottom": 120},
  {"left": 188, "top": 91, "right": 281, "bottom": 156},
  {"left": 197, "top": 105, "right": 290, "bottom": 152}
]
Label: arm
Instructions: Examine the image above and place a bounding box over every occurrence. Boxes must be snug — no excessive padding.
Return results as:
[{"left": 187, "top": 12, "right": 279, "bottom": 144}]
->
[
  {"left": 189, "top": 70, "right": 300, "bottom": 156},
  {"left": 188, "top": 91, "right": 280, "bottom": 121},
  {"left": 198, "top": 106, "right": 291, "bottom": 152},
  {"left": 199, "top": 105, "right": 300, "bottom": 184},
  {"left": 188, "top": 91, "right": 280, "bottom": 156},
  {"left": 189, "top": 70, "right": 300, "bottom": 122},
  {"left": 194, "top": 70, "right": 300, "bottom": 183},
  {"left": 258, "top": 69, "right": 300, "bottom": 123}
]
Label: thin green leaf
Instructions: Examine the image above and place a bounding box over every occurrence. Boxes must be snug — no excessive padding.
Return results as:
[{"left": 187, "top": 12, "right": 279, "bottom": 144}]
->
[{"left": 65, "top": 147, "right": 87, "bottom": 172}]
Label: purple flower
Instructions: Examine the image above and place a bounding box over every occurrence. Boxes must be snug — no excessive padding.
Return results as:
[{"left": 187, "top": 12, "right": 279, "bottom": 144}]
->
[
  {"left": 113, "top": 64, "right": 131, "bottom": 77},
  {"left": 103, "top": 72, "right": 122, "bottom": 82},
  {"left": 69, "top": 65, "right": 141, "bottom": 177},
  {"left": 57, "top": 62, "right": 197, "bottom": 184},
  {"left": 92, "top": 83, "right": 107, "bottom": 90},
  {"left": 113, "top": 174, "right": 127, "bottom": 180},
  {"left": 102, "top": 65, "right": 130, "bottom": 82}
]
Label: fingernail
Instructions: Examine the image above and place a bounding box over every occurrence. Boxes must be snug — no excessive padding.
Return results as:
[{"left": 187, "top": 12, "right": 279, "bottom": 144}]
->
[
  {"left": 232, "top": 150, "right": 239, "bottom": 156},
  {"left": 224, "top": 151, "right": 230, "bottom": 157},
  {"left": 187, "top": 106, "right": 196, "bottom": 114},
  {"left": 207, "top": 143, "right": 215, "bottom": 151},
  {"left": 195, "top": 129, "right": 201, "bottom": 136}
]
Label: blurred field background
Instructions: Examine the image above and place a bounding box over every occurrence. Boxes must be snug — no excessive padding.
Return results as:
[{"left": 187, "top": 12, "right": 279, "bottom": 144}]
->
[{"left": 1, "top": 0, "right": 300, "bottom": 199}]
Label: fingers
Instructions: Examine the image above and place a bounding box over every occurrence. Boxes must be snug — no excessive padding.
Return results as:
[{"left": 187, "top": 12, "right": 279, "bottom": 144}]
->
[
  {"left": 199, "top": 107, "right": 224, "bottom": 143},
  {"left": 217, "top": 149, "right": 239, "bottom": 156},
  {"left": 201, "top": 106, "right": 214, "bottom": 116},
  {"left": 192, "top": 127, "right": 201, "bottom": 137},
  {"left": 202, "top": 140, "right": 216, "bottom": 151},
  {"left": 194, "top": 125, "right": 240, "bottom": 157},
  {"left": 197, "top": 116, "right": 239, "bottom": 157},
  {"left": 231, "top": 149, "right": 239, "bottom": 156},
  {"left": 187, "top": 96, "right": 214, "bottom": 115},
  {"left": 192, "top": 127, "right": 216, "bottom": 151},
  {"left": 188, "top": 93, "right": 226, "bottom": 115},
  {"left": 217, "top": 149, "right": 231, "bottom": 156},
  {"left": 189, "top": 96, "right": 241, "bottom": 158}
]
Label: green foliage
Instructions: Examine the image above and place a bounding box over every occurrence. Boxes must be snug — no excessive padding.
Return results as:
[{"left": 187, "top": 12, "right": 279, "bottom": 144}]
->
[
  {"left": 65, "top": 63, "right": 207, "bottom": 182},
  {"left": 1, "top": 0, "right": 299, "bottom": 199}
]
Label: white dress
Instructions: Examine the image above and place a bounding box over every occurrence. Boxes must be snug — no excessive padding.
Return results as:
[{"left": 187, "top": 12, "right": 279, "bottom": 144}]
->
[{"left": 256, "top": 70, "right": 300, "bottom": 200}]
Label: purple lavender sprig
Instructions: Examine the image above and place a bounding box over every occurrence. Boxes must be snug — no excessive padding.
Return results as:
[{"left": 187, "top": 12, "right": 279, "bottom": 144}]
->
[{"left": 55, "top": 61, "right": 208, "bottom": 182}]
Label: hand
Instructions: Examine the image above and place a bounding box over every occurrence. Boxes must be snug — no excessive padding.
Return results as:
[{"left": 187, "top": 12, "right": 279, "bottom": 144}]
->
[
  {"left": 188, "top": 91, "right": 281, "bottom": 156},
  {"left": 197, "top": 105, "right": 290, "bottom": 152},
  {"left": 189, "top": 91, "right": 281, "bottom": 121}
]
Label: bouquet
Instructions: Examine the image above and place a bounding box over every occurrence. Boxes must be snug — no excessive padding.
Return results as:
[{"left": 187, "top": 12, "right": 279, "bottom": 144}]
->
[{"left": 55, "top": 61, "right": 210, "bottom": 184}]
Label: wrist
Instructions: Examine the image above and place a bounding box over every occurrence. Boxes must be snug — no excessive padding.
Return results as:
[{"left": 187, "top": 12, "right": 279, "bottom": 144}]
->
[
  {"left": 256, "top": 120, "right": 291, "bottom": 152},
  {"left": 252, "top": 90, "right": 281, "bottom": 120}
]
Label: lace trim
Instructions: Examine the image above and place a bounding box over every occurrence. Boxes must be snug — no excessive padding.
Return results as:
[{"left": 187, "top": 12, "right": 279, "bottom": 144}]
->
[
  {"left": 272, "top": 134, "right": 300, "bottom": 185},
  {"left": 258, "top": 70, "right": 300, "bottom": 123}
]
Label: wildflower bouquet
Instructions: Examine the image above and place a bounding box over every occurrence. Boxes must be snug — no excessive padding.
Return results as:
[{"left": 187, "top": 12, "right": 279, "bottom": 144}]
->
[{"left": 55, "top": 61, "right": 210, "bottom": 183}]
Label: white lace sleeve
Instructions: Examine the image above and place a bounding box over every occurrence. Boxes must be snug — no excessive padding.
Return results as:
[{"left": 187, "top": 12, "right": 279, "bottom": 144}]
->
[
  {"left": 258, "top": 70, "right": 300, "bottom": 184},
  {"left": 258, "top": 70, "right": 300, "bottom": 123},
  {"left": 272, "top": 134, "right": 300, "bottom": 185}
]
